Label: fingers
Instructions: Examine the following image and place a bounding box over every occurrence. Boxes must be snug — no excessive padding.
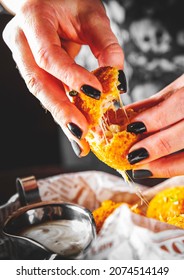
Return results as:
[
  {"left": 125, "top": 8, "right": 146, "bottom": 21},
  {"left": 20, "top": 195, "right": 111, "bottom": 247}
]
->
[
  {"left": 126, "top": 79, "right": 184, "bottom": 179},
  {"left": 127, "top": 87, "right": 184, "bottom": 134},
  {"left": 17, "top": 4, "right": 102, "bottom": 94},
  {"left": 127, "top": 119, "right": 184, "bottom": 165},
  {"left": 61, "top": 41, "right": 81, "bottom": 59},
  {"left": 132, "top": 150, "right": 184, "bottom": 178},
  {"left": 80, "top": 6, "right": 124, "bottom": 69},
  {"left": 3, "top": 18, "right": 90, "bottom": 156},
  {"left": 126, "top": 74, "right": 184, "bottom": 113}
]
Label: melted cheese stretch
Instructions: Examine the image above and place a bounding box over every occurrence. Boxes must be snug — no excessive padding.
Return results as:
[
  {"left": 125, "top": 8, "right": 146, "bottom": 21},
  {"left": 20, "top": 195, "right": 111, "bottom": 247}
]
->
[
  {"left": 118, "top": 170, "right": 149, "bottom": 207},
  {"left": 73, "top": 66, "right": 140, "bottom": 171}
]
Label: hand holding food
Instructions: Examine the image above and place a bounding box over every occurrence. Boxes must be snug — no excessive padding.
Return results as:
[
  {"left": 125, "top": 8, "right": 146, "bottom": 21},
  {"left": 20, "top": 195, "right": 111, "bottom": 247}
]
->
[
  {"left": 70, "top": 66, "right": 141, "bottom": 171},
  {"left": 125, "top": 75, "right": 184, "bottom": 178},
  {"left": 2, "top": 0, "right": 124, "bottom": 156},
  {"left": 2, "top": 1, "right": 183, "bottom": 179}
]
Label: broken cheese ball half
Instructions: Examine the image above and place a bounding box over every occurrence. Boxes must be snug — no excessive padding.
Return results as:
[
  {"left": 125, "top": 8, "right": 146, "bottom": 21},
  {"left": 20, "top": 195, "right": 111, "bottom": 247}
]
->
[{"left": 70, "top": 66, "right": 140, "bottom": 171}]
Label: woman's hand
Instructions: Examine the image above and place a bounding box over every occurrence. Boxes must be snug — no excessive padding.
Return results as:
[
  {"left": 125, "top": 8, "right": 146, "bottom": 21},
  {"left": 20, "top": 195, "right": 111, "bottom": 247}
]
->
[
  {"left": 2, "top": 0, "right": 124, "bottom": 156},
  {"left": 126, "top": 75, "right": 184, "bottom": 178}
]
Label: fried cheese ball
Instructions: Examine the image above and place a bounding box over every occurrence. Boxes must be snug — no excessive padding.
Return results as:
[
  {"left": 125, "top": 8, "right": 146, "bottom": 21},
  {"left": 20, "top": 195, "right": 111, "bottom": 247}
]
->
[
  {"left": 92, "top": 200, "right": 125, "bottom": 233},
  {"left": 71, "top": 66, "right": 140, "bottom": 171},
  {"left": 167, "top": 215, "right": 184, "bottom": 229},
  {"left": 92, "top": 200, "right": 142, "bottom": 233},
  {"left": 146, "top": 186, "right": 184, "bottom": 223}
]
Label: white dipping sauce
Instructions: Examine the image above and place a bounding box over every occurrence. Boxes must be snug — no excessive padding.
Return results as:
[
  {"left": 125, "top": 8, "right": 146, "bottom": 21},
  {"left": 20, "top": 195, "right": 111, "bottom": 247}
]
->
[{"left": 20, "top": 220, "right": 91, "bottom": 256}]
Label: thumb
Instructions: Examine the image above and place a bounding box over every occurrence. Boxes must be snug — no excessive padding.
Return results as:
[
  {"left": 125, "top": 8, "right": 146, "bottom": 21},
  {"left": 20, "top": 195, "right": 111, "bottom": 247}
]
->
[{"left": 82, "top": 12, "right": 124, "bottom": 69}]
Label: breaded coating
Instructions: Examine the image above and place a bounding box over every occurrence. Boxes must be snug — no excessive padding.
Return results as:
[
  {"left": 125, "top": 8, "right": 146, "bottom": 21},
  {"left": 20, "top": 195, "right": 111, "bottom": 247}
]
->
[
  {"left": 147, "top": 186, "right": 184, "bottom": 223},
  {"left": 72, "top": 66, "right": 139, "bottom": 171}
]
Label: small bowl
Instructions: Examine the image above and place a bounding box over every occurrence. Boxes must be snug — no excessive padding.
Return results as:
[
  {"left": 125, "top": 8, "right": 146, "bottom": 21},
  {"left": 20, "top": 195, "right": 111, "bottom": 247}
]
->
[{"left": 3, "top": 201, "right": 96, "bottom": 259}]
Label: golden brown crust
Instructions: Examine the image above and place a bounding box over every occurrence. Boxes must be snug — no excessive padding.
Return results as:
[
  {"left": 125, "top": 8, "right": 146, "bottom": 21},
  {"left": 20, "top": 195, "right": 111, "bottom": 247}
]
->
[
  {"left": 72, "top": 66, "right": 140, "bottom": 171},
  {"left": 146, "top": 186, "right": 184, "bottom": 223},
  {"left": 92, "top": 200, "right": 143, "bottom": 233},
  {"left": 93, "top": 186, "right": 184, "bottom": 233},
  {"left": 167, "top": 215, "right": 184, "bottom": 229},
  {"left": 92, "top": 200, "right": 126, "bottom": 233}
]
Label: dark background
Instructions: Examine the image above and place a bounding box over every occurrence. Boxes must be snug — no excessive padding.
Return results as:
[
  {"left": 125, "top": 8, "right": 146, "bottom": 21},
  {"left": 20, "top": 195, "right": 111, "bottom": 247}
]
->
[
  {"left": 0, "top": 14, "right": 62, "bottom": 203},
  {"left": 0, "top": 14, "right": 164, "bottom": 205}
]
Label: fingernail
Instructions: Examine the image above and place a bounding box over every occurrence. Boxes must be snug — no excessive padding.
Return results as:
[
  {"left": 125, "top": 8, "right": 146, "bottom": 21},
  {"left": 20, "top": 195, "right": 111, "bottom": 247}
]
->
[
  {"left": 117, "top": 70, "right": 127, "bottom": 93},
  {"left": 127, "top": 122, "right": 147, "bottom": 135},
  {"left": 133, "top": 169, "right": 153, "bottom": 179},
  {"left": 80, "top": 85, "right": 101, "bottom": 100},
  {"left": 71, "top": 140, "right": 82, "bottom": 157},
  {"left": 69, "top": 90, "right": 78, "bottom": 96},
  {"left": 67, "top": 123, "right": 82, "bottom": 139},
  {"left": 127, "top": 148, "right": 149, "bottom": 164}
]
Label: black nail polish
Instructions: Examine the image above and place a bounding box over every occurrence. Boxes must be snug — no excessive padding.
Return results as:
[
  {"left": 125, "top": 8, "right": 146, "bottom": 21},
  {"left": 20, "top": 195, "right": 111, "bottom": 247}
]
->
[
  {"left": 133, "top": 169, "right": 153, "bottom": 179},
  {"left": 71, "top": 140, "right": 82, "bottom": 157},
  {"left": 69, "top": 90, "right": 78, "bottom": 96},
  {"left": 127, "top": 122, "right": 147, "bottom": 135},
  {"left": 117, "top": 70, "right": 127, "bottom": 92},
  {"left": 127, "top": 148, "right": 149, "bottom": 164},
  {"left": 67, "top": 123, "right": 82, "bottom": 139},
  {"left": 80, "top": 85, "right": 101, "bottom": 100}
]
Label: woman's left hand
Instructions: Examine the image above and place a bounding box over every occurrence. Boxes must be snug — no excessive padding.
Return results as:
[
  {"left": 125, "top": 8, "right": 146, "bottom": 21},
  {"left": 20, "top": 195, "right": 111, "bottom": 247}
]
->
[{"left": 126, "top": 74, "right": 184, "bottom": 178}]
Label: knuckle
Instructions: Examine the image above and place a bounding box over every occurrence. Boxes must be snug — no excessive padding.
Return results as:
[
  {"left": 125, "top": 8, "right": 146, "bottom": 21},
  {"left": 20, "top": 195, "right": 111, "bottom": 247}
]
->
[
  {"left": 157, "top": 136, "right": 171, "bottom": 155},
  {"left": 35, "top": 47, "right": 50, "bottom": 70},
  {"left": 25, "top": 73, "right": 41, "bottom": 98},
  {"left": 163, "top": 164, "right": 175, "bottom": 177},
  {"left": 35, "top": 45, "right": 61, "bottom": 71}
]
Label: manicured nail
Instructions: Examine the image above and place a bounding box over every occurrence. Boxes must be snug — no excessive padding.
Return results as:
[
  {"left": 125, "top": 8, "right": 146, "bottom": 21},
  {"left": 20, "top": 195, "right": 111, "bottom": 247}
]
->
[
  {"left": 127, "top": 148, "right": 149, "bottom": 164},
  {"left": 80, "top": 85, "right": 101, "bottom": 100},
  {"left": 117, "top": 70, "right": 127, "bottom": 92},
  {"left": 69, "top": 90, "right": 78, "bottom": 96},
  {"left": 67, "top": 123, "right": 82, "bottom": 139},
  {"left": 133, "top": 169, "right": 153, "bottom": 179},
  {"left": 127, "top": 122, "right": 147, "bottom": 135},
  {"left": 71, "top": 140, "right": 82, "bottom": 157}
]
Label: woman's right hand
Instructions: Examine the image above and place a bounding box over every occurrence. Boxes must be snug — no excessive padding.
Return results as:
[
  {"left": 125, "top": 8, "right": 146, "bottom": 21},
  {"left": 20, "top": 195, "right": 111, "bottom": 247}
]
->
[
  {"left": 126, "top": 75, "right": 184, "bottom": 178},
  {"left": 2, "top": 0, "right": 124, "bottom": 156}
]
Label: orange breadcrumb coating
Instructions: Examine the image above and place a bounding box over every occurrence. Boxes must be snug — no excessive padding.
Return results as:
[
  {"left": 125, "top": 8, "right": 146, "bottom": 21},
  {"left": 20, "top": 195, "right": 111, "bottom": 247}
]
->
[
  {"left": 93, "top": 187, "right": 184, "bottom": 233},
  {"left": 72, "top": 66, "right": 140, "bottom": 171},
  {"left": 92, "top": 200, "right": 125, "bottom": 233},
  {"left": 146, "top": 186, "right": 184, "bottom": 223},
  {"left": 92, "top": 200, "right": 142, "bottom": 233},
  {"left": 89, "top": 129, "right": 138, "bottom": 171},
  {"left": 167, "top": 215, "right": 184, "bottom": 229}
]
